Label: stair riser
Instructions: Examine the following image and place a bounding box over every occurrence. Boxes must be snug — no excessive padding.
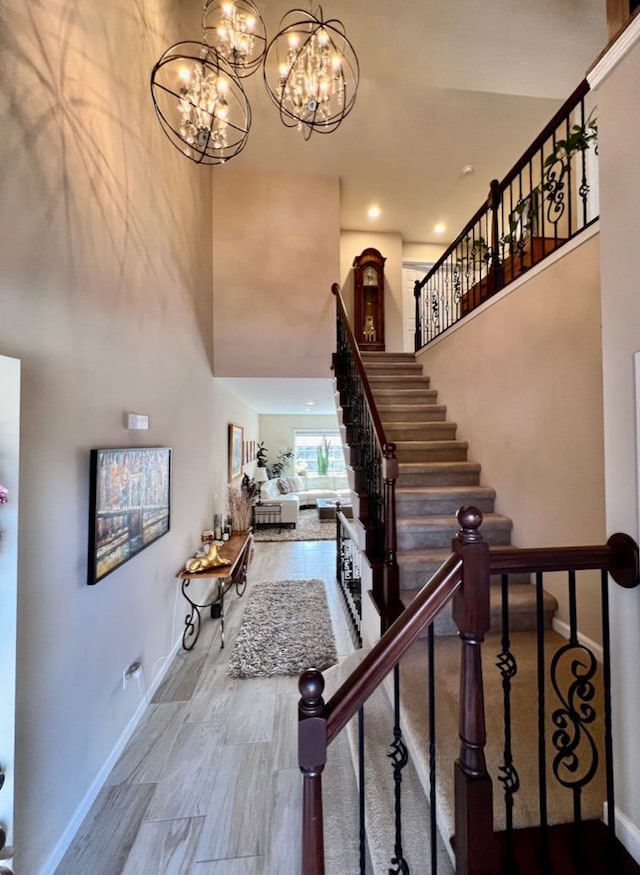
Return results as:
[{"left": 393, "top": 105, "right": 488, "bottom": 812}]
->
[
  {"left": 379, "top": 407, "right": 447, "bottom": 422},
  {"left": 361, "top": 353, "right": 416, "bottom": 363},
  {"left": 365, "top": 365, "right": 424, "bottom": 376},
  {"left": 397, "top": 470, "right": 481, "bottom": 487},
  {"left": 385, "top": 424, "right": 457, "bottom": 441},
  {"left": 395, "top": 445, "right": 468, "bottom": 462},
  {"left": 396, "top": 494, "right": 495, "bottom": 515},
  {"left": 369, "top": 377, "right": 432, "bottom": 390},
  {"left": 375, "top": 390, "right": 437, "bottom": 401},
  {"left": 397, "top": 526, "right": 511, "bottom": 550}
]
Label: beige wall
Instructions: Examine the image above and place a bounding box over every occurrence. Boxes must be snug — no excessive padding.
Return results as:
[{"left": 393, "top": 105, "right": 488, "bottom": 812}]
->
[
  {"left": 418, "top": 233, "right": 606, "bottom": 642},
  {"left": 0, "top": 1, "right": 254, "bottom": 871},
  {"left": 212, "top": 170, "right": 340, "bottom": 378},
  {"left": 590, "top": 21, "right": 640, "bottom": 849}
]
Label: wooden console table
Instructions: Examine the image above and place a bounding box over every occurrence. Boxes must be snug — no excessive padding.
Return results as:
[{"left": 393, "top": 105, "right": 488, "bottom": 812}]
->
[{"left": 176, "top": 531, "right": 253, "bottom": 651}]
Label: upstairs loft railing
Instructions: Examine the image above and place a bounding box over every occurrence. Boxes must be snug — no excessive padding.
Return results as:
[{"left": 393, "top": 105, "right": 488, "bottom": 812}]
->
[
  {"left": 332, "top": 283, "right": 401, "bottom": 629},
  {"left": 414, "top": 79, "right": 598, "bottom": 350},
  {"left": 299, "top": 508, "right": 640, "bottom": 875}
]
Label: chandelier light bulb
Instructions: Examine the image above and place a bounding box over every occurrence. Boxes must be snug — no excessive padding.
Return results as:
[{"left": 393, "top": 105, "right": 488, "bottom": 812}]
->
[{"left": 202, "top": 0, "right": 267, "bottom": 77}]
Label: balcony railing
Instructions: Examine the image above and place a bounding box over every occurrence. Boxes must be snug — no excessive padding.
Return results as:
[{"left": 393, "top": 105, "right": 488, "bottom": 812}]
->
[{"left": 414, "top": 79, "right": 598, "bottom": 350}]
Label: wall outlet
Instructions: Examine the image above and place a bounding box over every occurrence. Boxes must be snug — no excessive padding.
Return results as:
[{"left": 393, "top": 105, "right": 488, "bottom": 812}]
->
[{"left": 122, "top": 660, "right": 142, "bottom": 690}]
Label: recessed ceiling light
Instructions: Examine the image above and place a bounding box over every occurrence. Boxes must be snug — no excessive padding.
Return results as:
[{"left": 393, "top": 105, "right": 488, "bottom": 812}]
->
[
  {"left": 434, "top": 223, "right": 446, "bottom": 234},
  {"left": 306, "top": 400, "right": 315, "bottom": 406},
  {"left": 368, "top": 205, "right": 381, "bottom": 219}
]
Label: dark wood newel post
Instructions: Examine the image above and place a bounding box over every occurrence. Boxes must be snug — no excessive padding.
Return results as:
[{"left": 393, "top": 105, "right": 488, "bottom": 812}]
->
[
  {"left": 452, "top": 506, "right": 496, "bottom": 875},
  {"left": 299, "top": 669, "right": 327, "bottom": 875}
]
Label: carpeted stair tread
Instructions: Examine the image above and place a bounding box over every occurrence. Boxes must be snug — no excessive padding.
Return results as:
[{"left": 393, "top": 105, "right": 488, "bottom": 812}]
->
[
  {"left": 397, "top": 511, "right": 512, "bottom": 532},
  {"left": 364, "top": 362, "right": 425, "bottom": 376},
  {"left": 394, "top": 440, "right": 469, "bottom": 462},
  {"left": 374, "top": 388, "right": 437, "bottom": 401},
  {"left": 397, "top": 461, "right": 482, "bottom": 487},
  {"left": 378, "top": 403, "right": 448, "bottom": 421},
  {"left": 368, "top": 375, "right": 432, "bottom": 389},
  {"left": 396, "top": 485, "right": 496, "bottom": 514},
  {"left": 344, "top": 676, "right": 455, "bottom": 874},
  {"left": 397, "top": 513, "right": 512, "bottom": 551},
  {"left": 395, "top": 631, "right": 604, "bottom": 846},
  {"left": 399, "top": 581, "right": 557, "bottom": 635},
  {"left": 385, "top": 422, "right": 458, "bottom": 441}
]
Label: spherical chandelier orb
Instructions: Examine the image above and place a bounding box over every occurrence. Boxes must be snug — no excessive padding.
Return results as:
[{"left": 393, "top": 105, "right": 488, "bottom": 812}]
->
[
  {"left": 150, "top": 41, "right": 251, "bottom": 165},
  {"left": 263, "top": 6, "right": 360, "bottom": 140},
  {"left": 202, "top": 0, "right": 267, "bottom": 77}
]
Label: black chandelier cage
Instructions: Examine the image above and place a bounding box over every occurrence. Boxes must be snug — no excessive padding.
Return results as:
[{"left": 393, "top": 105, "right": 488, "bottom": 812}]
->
[
  {"left": 202, "top": 0, "right": 267, "bottom": 78},
  {"left": 150, "top": 41, "right": 251, "bottom": 165},
  {"left": 263, "top": 6, "right": 360, "bottom": 139}
]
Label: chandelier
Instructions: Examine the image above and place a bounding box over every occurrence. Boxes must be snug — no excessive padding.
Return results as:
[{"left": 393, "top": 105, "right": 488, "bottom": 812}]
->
[
  {"left": 203, "top": 0, "right": 267, "bottom": 77},
  {"left": 150, "top": 40, "right": 251, "bottom": 165},
  {"left": 263, "top": 6, "right": 360, "bottom": 139},
  {"left": 150, "top": 2, "right": 359, "bottom": 163}
]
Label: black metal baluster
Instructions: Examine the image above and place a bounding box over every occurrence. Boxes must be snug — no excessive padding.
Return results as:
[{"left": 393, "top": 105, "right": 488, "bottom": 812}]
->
[
  {"left": 600, "top": 568, "right": 616, "bottom": 842},
  {"left": 428, "top": 622, "right": 438, "bottom": 875},
  {"left": 497, "top": 573, "right": 520, "bottom": 871},
  {"left": 388, "top": 663, "right": 409, "bottom": 874},
  {"left": 565, "top": 115, "right": 574, "bottom": 238},
  {"left": 535, "top": 571, "right": 551, "bottom": 869},
  {"left": 359, "top": 705, "right": 366, "bottom": 875}
]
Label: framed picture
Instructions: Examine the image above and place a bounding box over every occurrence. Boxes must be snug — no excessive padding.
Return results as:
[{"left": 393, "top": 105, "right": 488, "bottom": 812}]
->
[
  {"left": 87, "top": 447, "right": 171, "bottom": 585},
  {"left": 229, "top": 423, "right": 244, "bottom": 481}
]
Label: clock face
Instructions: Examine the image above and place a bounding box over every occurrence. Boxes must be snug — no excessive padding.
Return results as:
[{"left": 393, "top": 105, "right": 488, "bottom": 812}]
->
[{"left": 363, "top": 265, "right": 378, "bottom": 286}]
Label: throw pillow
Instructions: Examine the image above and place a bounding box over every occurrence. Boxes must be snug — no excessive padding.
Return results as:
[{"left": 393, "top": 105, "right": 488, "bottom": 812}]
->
[
  {"left": 277, "top": 478, "right": 289, "bottom": 494},
  {"left": 285, "top": 475, "right": 303, "bottom": 492}
]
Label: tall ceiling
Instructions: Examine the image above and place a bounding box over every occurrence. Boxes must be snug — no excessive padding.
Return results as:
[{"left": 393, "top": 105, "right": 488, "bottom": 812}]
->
[
  {"left": 224, "top": 0, "right": 607, "bottom": 244},
  {"left": 211, "top": 0, "right": 608, "bottom": 414}
]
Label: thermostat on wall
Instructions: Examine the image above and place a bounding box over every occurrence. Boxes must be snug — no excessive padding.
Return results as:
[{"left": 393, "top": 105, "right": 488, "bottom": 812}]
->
[{"left": 127, "top": 413, "right": 149, "bottom": 430}]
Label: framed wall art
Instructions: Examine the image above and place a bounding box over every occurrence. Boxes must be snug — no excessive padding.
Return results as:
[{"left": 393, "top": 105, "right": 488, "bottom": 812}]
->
[
  {"left": 87, "top": 446, "right": 171, "bottom": 585},
  {"left": 228, "top": 423, "right": 244, "bottom": 481}
]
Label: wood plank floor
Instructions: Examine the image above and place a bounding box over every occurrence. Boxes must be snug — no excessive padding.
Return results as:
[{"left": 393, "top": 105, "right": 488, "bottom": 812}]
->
[{"left": 54, "top": 539, "right": 361, "bottom": 875}]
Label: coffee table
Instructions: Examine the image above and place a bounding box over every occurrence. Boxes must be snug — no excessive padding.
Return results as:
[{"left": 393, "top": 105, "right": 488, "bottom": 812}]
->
[{"left": 316, "top": 498, "right": 353, "bottom": 521}]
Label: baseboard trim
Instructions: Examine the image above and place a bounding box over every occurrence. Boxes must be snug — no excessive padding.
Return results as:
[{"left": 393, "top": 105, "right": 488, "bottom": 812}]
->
[
  {"left": 605, "top": 802, "right": 640, "bottom": 865},
  {"left": 40, "top": 633, "right": 182, "bottom": 875},
  {"left": 551, "top": 617, "right": 604, "bottom": 663}
]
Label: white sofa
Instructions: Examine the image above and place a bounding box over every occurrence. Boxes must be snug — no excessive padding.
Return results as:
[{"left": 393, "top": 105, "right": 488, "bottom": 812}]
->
[{"left": 256, "top": 475, "right": 351, "bottom": 527}]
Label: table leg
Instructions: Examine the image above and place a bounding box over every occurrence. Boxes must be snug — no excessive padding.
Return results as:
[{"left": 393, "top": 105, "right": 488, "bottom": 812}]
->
[
  {"left": 219, "top": 579, "right": 225, "bottom": 649},
  {"left": 181, "top": 580, "right": 201, "bottom": 651}
]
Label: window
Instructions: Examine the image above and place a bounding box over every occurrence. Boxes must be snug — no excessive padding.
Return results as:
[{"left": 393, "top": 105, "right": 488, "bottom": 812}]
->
[{"left": 293, "top": 429, "right": 345, "bottom": 477}]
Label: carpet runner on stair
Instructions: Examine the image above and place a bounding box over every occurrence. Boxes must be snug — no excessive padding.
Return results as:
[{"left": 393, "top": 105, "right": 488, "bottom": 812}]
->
[{"left": 358, "top": 350, "right": 557, "bottom": 635}]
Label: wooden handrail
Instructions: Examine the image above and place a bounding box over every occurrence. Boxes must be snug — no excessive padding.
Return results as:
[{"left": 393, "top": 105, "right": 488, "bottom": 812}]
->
[
  {"left": 332, "top": 282, "right": 393, "bottom": 460},
  {"left": 416, "top": 78, "right": 591, "bottom": 297},
  {"left": 488, "top": 533, "right": 639, "bottom": 587},
  {"left": 326, "top": 552, "right": 462, "bottom": 743}
]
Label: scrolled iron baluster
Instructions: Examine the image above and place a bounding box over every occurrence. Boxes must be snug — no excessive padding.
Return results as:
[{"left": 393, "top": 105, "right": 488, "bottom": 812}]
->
[
  {"left": 387, "top": 664, "right": 410, "bottom": 874},
  {"left": 543, "top": 156, "right": 567, "bottom": 227},
  {"left": 550, "top": 643, "right": 599, "bottom": 795}
]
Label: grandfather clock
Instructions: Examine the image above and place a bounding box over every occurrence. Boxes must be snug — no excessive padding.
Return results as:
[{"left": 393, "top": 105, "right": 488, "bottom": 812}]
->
[{"left": 353, "top": 247, "right": 386, "bottom": 351}]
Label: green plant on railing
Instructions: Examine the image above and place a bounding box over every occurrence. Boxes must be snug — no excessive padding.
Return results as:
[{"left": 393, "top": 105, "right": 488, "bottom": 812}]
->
[
  {"left": 317, "top": 437, "right": 330, "bottom": 476},
  {"left": 458, "top": 112, "right": 598, "bottom": 262}
]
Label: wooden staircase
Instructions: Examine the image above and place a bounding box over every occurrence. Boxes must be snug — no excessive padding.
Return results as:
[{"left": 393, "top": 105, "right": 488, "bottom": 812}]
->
[{"left": 359, "top": 350, "right": 557, "bottom": 634}]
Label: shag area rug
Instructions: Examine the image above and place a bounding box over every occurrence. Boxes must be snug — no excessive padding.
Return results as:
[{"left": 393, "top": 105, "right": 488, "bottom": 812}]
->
[
  {"left": 253, "top": 507, "right": 336, "bottom": 542},
  {"left": 227, "top": 578, "right": 338, "bottom": 678}
]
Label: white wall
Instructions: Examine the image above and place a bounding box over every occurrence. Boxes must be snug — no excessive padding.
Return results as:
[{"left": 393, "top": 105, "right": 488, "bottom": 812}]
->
[
  {"left": 0, "top": 1, "right": 252, "bottom": 871},
  {"left": 589, "top": 19, "right": 640, "bottom": 856}
]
